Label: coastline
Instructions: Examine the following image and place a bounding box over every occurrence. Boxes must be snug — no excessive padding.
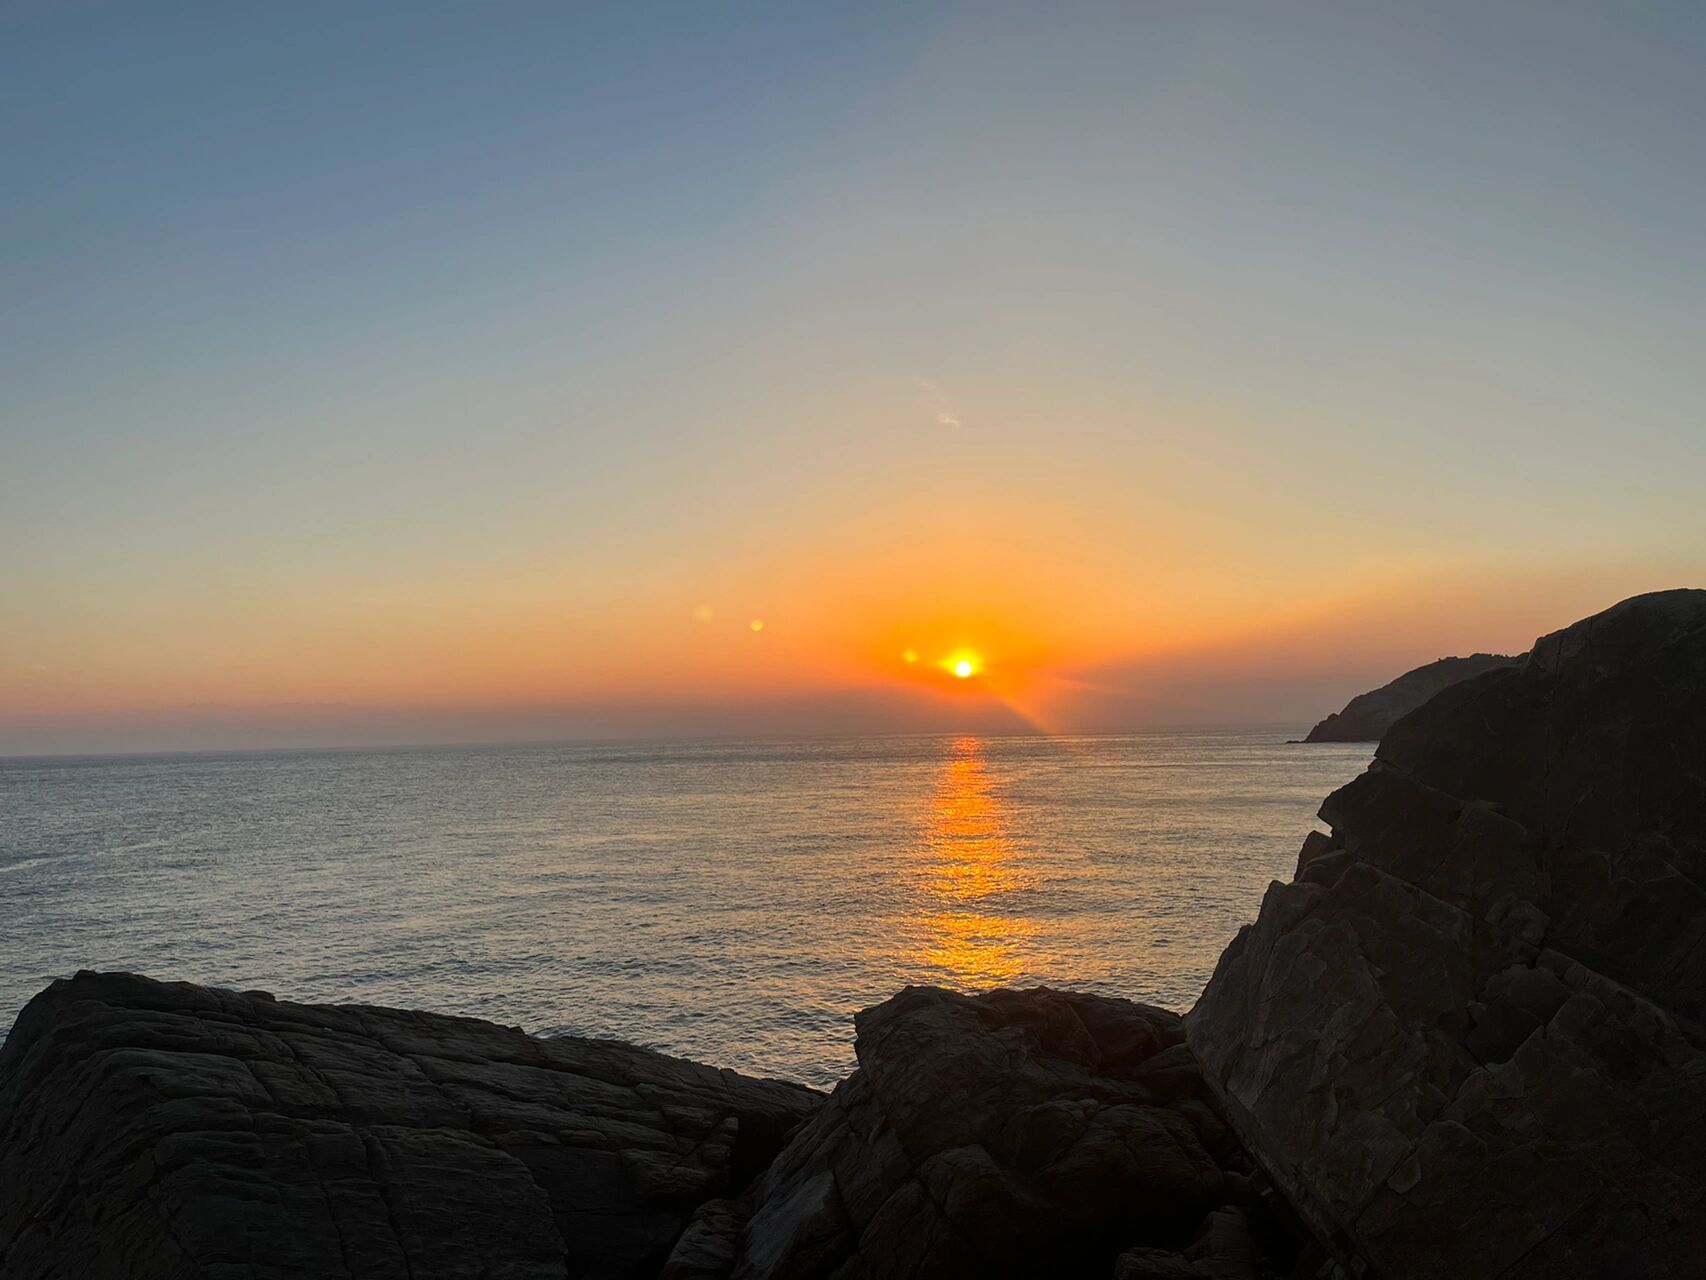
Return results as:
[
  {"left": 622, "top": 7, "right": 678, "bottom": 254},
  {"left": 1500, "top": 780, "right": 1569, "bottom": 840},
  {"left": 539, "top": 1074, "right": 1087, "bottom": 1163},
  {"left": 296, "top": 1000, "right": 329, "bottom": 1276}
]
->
[{"left": 4, "top": 591, "right": 1703, "bottom": 1277}]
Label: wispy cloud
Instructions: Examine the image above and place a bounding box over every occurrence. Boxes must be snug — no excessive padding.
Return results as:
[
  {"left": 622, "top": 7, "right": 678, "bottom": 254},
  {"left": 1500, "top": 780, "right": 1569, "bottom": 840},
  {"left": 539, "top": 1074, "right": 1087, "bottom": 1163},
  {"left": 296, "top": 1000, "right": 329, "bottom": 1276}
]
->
[{"left": 913, "top": 377, "right": 962, "bottom": 429}]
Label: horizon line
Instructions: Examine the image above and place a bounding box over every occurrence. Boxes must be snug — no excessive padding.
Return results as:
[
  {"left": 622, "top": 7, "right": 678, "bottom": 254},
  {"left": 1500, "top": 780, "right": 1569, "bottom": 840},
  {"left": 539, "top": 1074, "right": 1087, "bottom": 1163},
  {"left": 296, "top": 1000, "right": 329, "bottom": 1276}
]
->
[{"left": 0, "top": 719, "right": 1337, "bottom": 765}]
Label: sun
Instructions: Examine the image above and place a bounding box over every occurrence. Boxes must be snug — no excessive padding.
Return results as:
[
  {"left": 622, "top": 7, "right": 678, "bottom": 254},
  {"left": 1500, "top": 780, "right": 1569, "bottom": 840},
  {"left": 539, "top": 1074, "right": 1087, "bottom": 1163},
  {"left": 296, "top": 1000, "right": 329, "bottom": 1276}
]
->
[{"left": 914, "top": 647, "right": 983, "bottom": 681}]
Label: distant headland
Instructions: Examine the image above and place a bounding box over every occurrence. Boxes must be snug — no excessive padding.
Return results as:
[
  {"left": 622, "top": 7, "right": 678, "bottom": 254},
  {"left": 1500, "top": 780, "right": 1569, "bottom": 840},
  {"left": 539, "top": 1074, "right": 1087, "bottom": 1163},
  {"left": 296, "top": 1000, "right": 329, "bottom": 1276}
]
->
[{"left": 1297, "top": 651, "right": 1519, "bottom": 743}]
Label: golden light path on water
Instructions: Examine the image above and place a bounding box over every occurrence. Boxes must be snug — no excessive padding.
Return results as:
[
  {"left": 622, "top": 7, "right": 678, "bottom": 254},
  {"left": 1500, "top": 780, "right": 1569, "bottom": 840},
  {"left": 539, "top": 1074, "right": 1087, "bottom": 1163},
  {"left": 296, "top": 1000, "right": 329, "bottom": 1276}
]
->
[
  {"left": 906, "top": 736, "right": 1039, "bottom": 987},
  {"left": 1, "top": 733, "right": 1373, "bottom": 1086}
]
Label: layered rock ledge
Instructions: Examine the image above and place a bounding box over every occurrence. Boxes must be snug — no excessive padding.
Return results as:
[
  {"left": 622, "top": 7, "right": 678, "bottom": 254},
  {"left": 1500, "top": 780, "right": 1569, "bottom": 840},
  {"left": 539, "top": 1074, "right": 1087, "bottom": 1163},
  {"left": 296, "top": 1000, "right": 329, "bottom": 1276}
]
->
[
  {"left": 1191, "top": 589, "right": 1706, "bottom": 1278},
  {"left": 0, "top": 971, "right": 820, "bottom": 1279}
]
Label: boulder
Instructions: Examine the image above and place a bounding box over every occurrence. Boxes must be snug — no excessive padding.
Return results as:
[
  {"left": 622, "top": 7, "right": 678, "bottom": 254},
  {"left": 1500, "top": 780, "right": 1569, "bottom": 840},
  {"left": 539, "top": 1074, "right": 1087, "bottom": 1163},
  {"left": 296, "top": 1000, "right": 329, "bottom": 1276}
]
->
[
  {"left": 1301, "top": 653, "right": 1517, "bottom": 742},
  {"left": 0, "top": 971, "right": 820, "bottom": 1279},
  {"left": 1190, "top": 589, "right": 1706, "bottom": 1279},
  {"left": 722, "top": 986, "right": 1312, "bottom": 1279}
]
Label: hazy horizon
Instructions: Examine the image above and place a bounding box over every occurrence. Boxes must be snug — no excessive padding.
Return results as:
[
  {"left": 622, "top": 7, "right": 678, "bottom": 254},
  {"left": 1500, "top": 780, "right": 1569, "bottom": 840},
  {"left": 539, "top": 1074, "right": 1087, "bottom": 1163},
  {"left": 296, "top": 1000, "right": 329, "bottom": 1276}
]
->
[
  {"left": 7, "top": 3, "right": 1705, "bottom": 755},
  {"left": 1, "top": 573, "right": 1681, "bottom": 756},
  {"left": 0, "top": 719, "right": 1316, "bottom": 762}
]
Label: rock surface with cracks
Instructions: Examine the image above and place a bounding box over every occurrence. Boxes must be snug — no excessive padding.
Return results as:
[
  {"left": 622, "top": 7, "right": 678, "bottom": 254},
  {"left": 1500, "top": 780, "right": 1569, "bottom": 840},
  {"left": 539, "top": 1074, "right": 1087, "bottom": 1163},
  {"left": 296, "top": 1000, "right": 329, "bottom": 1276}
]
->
[
  {"left": 0, "top": 978, "right": 1311, "bottom": 1280},
  {"left": 0, "top": 970, "right": 821, "bottom": 1279},
  {"left": 709, "top": 986, "right": 1310, "bottom": 1279},
  {"left": 1190, "top": 589, "right": 1706, "bottom": 1279}
]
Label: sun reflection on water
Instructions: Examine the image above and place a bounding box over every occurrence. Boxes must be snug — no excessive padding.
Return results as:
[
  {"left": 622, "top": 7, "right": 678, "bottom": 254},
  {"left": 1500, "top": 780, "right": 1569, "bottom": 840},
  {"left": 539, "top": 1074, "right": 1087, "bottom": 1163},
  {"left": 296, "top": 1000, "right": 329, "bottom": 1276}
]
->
[{"left": 907, "top": 736, "right": 1037, "bottom": 987}]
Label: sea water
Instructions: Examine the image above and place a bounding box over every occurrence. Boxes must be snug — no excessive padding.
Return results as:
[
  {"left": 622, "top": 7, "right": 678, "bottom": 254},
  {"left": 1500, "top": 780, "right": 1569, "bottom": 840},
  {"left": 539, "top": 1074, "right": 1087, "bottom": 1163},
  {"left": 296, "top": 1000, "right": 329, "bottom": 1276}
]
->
[{"left": 0, "top": 731, "right": 1368, "bottom": 1087}]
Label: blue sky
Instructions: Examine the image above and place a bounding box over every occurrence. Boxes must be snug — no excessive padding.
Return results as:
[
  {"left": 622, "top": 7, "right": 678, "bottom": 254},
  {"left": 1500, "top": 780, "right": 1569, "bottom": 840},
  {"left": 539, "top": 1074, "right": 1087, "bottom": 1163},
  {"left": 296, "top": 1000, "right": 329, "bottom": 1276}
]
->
[{"left": 4, "top": 2, "right": 1704, "bottom": 751}]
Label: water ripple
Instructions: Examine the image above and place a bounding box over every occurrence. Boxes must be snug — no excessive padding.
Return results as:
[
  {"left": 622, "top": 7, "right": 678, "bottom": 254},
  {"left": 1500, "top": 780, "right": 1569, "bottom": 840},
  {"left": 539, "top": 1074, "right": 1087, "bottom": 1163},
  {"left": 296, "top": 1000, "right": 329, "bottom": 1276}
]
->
[{"left": 0, "top": 731, "right": 1368, "bottom": 1087}]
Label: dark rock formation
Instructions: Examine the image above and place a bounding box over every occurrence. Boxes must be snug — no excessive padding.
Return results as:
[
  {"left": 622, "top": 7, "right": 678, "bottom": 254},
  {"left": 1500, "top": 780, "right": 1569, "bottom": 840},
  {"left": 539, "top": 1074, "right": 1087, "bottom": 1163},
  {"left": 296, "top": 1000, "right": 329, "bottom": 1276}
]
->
[
  {"left": 1301, "top": 653, "right": 1517, "bottom": 742},
  {"left": 1190, "top": 589, "right": 1706, "bottom": 1279},
  {"left": 0, "top": 971, "right": 820, "bottom": 1279},
  {"left": 714, "top": 986, "right": 1312, "bottom": 1279},
  {"left": 0, "top": 976, "right": 1316, "bottom": 1279}
]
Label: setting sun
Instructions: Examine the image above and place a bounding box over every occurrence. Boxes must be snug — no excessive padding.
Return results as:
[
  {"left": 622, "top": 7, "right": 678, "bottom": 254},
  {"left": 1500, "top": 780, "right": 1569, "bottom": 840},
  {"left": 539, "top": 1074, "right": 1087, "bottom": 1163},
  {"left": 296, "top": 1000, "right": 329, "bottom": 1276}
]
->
[{"left": 935, "top": 649, "right": 985, "bottom": 681}]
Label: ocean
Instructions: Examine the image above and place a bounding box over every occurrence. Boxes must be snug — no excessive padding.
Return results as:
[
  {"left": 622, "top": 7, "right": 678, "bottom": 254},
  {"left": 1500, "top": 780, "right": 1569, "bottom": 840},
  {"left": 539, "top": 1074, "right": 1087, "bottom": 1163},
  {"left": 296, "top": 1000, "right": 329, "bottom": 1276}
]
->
[{"left": 0, "top": 730, "right": 1369, "bottom": 1087}]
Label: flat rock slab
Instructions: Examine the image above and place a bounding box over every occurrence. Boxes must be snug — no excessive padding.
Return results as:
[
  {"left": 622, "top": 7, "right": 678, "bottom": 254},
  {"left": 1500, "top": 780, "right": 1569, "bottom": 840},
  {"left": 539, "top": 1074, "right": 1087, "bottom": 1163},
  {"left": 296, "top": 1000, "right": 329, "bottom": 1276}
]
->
[{"left": 0, "top": 971, "right": 821, "bottom": 1280}]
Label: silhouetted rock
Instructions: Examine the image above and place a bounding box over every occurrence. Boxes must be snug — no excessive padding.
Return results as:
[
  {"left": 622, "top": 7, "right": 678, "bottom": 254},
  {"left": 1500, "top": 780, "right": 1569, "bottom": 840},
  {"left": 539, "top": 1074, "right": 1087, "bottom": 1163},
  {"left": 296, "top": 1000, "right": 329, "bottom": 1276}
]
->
[
  {"left": 0, "top": 975, "right": 1316, "bottom": 1280},
  {"left": 0, "top": 971, "right": 820, "bottom": 1279},
  {"left": 1114, "top": 1207, "right": 1273, "bottom": 1279},
  {"left": 1301, "top": 653, "right": 1517, "bottom": 742},
  {"left": 1190, "top": 589, "right": 1706, "bottom": 1279},
  {"left": 723, "top": 986, "right": 1308, "bottom": 1280}
]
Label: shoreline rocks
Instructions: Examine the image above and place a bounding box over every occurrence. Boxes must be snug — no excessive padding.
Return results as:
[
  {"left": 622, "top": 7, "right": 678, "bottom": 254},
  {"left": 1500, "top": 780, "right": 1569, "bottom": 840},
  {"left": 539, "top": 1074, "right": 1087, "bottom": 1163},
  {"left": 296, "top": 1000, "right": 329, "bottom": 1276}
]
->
[
  {"left": 0, "top": 970, "right": 820, "bottom": 1279},
  {"left": 0, "top": 974, "right": 1313, "bottom": 1280}
]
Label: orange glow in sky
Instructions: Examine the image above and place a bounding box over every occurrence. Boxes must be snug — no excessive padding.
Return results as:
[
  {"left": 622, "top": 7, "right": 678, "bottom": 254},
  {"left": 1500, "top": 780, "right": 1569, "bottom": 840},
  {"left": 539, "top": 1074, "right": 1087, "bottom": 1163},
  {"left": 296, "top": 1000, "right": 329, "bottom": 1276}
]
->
[
  {"left": 4, "top": 515, "right": 1694, "bottom": 754},
  {"left": 5, "top": 4, "right": 1704, "bottom": 757}
]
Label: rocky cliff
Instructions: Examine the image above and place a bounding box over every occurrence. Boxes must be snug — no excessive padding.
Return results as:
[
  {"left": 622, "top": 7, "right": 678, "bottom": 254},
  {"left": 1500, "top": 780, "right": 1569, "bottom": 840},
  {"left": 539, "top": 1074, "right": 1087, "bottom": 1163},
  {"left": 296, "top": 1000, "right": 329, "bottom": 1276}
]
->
[
  {"left": 1301, "top": 653, "right": 1518, "bottom": 742},
  {"left": 1190, "top": 589, "right": 1706, "bottom": 1278}
]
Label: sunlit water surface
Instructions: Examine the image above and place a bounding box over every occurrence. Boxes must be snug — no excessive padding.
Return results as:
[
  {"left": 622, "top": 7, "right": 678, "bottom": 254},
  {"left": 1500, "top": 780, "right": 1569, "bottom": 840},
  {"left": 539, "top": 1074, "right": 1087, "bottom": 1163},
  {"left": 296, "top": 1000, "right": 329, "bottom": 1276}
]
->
[{"left": 1, "top": 732, "right": 1368, "bottom": 1086}]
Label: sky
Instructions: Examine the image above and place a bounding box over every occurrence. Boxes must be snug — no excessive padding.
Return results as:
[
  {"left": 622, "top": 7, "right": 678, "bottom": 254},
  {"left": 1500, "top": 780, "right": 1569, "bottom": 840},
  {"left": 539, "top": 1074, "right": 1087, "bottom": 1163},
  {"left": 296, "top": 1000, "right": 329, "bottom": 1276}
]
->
[{"left": 3, "top": 1, "right": 1704, "bottom": 754}]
